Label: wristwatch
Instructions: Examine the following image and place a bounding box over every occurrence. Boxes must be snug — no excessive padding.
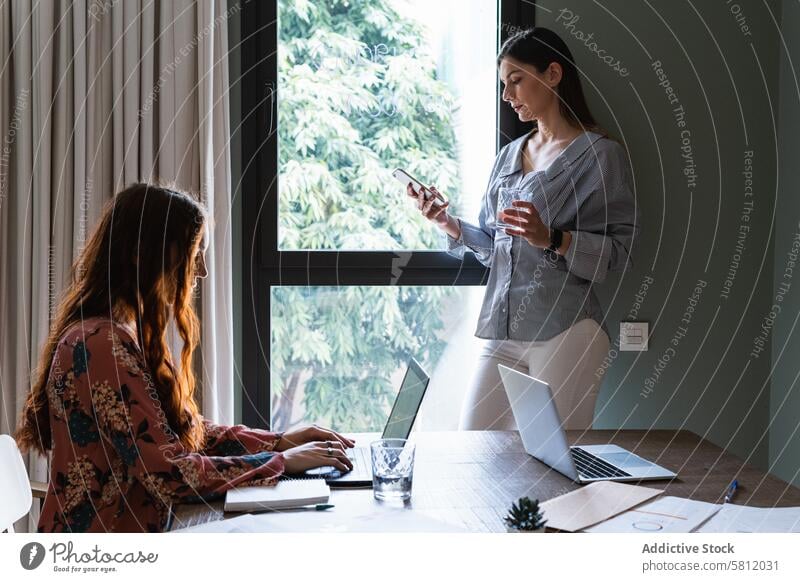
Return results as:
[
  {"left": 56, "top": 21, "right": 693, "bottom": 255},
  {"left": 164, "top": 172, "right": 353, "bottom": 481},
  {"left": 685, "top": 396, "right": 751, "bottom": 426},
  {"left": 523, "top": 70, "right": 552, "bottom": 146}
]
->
[{"left": 548, "top": 228, "right": 563, "bottom": 253}]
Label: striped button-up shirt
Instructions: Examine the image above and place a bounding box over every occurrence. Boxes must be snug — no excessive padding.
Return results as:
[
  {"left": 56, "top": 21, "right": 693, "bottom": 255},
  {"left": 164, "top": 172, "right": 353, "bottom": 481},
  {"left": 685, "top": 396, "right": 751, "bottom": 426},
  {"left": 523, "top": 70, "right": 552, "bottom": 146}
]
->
[{"left": 445, "top": 129, "right": 640, "bottom": 341}]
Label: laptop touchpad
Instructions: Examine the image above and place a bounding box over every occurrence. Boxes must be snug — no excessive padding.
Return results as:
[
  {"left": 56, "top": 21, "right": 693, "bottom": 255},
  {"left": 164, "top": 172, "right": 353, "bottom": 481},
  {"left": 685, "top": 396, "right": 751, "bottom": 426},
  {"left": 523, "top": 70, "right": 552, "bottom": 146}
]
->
[{"left": 598, "top": 452, "right": 653, "bottom": 468}]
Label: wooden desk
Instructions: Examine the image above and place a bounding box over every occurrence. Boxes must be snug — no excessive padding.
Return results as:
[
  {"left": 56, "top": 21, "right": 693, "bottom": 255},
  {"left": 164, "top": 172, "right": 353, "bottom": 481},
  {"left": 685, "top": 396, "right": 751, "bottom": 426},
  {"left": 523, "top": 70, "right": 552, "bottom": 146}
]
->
[{"left": 169, "top": 430, "right": 800, "bottom": 532}]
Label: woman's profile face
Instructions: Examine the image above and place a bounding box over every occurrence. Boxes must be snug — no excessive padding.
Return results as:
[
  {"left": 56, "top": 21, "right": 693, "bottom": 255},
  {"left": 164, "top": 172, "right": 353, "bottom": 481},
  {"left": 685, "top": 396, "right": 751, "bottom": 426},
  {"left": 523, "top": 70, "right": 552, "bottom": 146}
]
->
[
  {"left": 499, "top": 56, "right": 562, "bottom": 123},
  {"left": 169, "top": 233, "right": 208, "bottom": 290},
  {"left": 193, "top": 238, "right": 208, "bottom": 284}
]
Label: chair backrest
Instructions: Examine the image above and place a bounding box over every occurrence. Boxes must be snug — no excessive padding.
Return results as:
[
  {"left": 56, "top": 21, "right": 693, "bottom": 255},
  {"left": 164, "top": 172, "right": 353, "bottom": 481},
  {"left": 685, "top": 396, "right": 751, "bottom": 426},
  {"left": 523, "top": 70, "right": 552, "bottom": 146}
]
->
[{"left": 0, "top": 434, "right": 33, "bottom": 533}]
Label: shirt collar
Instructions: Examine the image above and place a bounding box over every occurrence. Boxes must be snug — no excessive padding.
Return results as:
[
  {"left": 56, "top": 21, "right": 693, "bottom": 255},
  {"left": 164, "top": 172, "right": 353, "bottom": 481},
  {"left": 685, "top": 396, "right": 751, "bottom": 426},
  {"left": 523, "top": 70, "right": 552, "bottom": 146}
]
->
[{"left": 497, "top": 129, "right": 605, "bottom": 181}]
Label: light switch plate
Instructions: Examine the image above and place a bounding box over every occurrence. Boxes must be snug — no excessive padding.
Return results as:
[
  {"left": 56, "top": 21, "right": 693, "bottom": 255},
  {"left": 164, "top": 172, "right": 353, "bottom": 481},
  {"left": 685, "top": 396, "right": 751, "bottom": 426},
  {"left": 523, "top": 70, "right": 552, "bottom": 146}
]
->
[{"left": 620, "top": 322, "right": 649, "bottom": 351}]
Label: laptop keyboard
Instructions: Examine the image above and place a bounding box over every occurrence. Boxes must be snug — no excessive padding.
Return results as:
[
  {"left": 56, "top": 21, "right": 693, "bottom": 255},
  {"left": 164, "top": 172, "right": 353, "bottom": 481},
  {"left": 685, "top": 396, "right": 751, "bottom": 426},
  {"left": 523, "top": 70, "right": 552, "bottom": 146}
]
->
[
  {"left": 570, "top": 447, "right": 632, "bottom": 480},
  {"left": 346, "top": 447, "right": 371, "bottom": 477}
]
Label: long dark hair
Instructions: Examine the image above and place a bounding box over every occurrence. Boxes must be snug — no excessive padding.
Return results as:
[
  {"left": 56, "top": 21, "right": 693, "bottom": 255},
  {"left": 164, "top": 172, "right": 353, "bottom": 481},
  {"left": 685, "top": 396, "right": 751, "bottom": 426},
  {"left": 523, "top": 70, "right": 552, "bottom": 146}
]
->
[
  {"left": 15, "top": 183, "right": 208, "bottom": 456},
  {"left": 498, "top": 27, "right": 603, "bottom": 134}
]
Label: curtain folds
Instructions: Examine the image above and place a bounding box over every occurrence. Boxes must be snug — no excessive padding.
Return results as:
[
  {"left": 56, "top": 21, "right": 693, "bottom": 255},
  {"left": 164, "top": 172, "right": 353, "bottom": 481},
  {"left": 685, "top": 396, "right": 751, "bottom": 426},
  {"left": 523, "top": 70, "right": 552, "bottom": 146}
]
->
[{"left": 0, "top": 0, "right": 236, "bottom": 532}]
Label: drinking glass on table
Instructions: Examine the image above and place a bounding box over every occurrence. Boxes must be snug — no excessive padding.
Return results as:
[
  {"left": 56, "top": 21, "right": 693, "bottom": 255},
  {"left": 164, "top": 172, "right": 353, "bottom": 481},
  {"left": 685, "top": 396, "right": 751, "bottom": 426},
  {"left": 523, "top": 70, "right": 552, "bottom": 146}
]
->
[{"left": 370, "top": 439, "right": 416, "bottom": 501}]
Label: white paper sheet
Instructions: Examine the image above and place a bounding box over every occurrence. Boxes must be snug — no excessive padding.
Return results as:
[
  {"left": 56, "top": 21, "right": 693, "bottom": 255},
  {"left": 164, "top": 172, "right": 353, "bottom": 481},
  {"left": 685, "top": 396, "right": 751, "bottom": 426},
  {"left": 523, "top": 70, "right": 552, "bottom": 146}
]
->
[
  {"left": 245, "top": 508, "right": 465, "bottom": 533},
  {"left": 170, "top": 509, "right": 464, "bottom": 533},
  {"left": 583, "top": 496, "right": 720, "bottom": 533},
  {"left": 697, "top": 503, "right": 800, "bottom": 533},
  {"left": 171, "top": 514, "right": 259, "bottom": 533}
]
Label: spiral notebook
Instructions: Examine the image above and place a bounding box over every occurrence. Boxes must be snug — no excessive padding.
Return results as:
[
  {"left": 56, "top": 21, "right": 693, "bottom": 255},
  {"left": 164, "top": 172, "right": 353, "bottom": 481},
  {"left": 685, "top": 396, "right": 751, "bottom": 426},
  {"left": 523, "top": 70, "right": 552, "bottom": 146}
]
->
[{"left": 224, "top": 479, "right": 331, "bottom": 512}]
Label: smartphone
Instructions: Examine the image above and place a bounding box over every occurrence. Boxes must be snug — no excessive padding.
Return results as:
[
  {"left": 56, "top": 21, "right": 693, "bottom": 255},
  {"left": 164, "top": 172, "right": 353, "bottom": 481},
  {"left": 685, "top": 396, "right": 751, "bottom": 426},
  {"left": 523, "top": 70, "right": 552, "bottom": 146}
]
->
[{"left": 393, "top": 168, "right": 446, "bottom": 207}]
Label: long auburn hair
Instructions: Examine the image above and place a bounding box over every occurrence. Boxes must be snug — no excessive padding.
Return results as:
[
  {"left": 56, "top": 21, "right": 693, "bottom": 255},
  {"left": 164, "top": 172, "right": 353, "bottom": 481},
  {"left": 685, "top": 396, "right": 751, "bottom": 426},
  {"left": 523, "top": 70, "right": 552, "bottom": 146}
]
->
[
  {"left": 15, "top": 183, "right": 208, "bottom": 456},
  {"left": 498, "top": 27, "right": 604, "bottom": 135}
]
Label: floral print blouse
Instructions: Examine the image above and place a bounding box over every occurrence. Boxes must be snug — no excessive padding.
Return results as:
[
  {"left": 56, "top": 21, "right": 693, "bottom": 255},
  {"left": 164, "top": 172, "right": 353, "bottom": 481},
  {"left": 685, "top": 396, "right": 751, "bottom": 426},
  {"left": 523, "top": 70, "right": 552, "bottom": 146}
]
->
[{"left": 37, "top": 317, "right": 285, "bottom": 533}]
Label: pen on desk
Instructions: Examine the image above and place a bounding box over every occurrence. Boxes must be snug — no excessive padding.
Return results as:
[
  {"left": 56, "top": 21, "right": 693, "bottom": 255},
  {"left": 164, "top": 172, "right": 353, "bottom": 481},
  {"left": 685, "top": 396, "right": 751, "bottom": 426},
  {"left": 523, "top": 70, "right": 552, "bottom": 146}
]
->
[
  {"left": 723, "top": 479, "right": 738, "bottom": 504},
  {"left": 262, "top": 504, "right": 334, "bottom": 513}
]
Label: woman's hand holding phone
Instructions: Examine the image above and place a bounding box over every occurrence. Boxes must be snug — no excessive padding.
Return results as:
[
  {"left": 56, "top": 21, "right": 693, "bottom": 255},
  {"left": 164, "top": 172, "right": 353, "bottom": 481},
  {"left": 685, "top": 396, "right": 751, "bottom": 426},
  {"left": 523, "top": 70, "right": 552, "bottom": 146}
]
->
[{"left": 407, "top": 183, "right": 450, "bottom": 226}]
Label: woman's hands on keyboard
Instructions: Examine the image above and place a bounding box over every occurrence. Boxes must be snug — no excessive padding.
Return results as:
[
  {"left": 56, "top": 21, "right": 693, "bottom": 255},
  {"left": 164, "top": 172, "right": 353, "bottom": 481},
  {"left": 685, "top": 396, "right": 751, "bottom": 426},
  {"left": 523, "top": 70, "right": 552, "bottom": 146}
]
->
[
  {"left": 275, "top": 423, "right": 356, "bottom": 452},
  {"left": 282, "top": 440, "right": 354, "bottom": 474}
]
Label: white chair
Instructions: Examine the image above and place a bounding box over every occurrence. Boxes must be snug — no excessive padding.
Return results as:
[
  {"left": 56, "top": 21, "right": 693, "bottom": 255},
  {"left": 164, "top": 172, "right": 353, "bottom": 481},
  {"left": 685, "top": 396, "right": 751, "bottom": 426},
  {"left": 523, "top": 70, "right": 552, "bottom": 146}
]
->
[{"left": 0, "top": 434, "right": 35, "bottom": 533}]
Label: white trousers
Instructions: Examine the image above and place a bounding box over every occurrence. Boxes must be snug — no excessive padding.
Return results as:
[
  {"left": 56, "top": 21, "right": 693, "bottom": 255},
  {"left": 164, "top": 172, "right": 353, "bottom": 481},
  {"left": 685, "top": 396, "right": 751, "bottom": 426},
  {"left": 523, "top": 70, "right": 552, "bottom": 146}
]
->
[{"left": 458, "top": 318, "right": 611, "bottom": 431}]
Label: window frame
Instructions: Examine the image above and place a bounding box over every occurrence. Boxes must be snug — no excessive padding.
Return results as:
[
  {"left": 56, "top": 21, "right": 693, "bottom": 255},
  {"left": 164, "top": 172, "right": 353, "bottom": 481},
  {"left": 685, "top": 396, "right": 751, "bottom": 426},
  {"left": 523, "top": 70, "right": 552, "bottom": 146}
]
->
[{"left": 239, "top": 0, "right": 536, "bottom": 428}]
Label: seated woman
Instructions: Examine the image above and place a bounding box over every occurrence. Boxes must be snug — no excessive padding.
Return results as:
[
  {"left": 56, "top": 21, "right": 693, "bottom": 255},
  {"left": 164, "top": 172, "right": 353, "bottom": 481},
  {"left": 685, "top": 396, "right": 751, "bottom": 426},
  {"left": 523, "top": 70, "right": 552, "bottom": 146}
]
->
[{"left": 14, "top": 184, "right": 354, "bottom": 533}]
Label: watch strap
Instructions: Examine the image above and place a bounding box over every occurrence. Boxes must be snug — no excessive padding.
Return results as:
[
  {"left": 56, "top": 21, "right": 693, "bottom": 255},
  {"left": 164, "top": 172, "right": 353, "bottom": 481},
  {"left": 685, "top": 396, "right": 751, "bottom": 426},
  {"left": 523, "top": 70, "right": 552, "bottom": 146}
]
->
[{"left": 548, "top": 228, "right": 563, "bottom": 252}]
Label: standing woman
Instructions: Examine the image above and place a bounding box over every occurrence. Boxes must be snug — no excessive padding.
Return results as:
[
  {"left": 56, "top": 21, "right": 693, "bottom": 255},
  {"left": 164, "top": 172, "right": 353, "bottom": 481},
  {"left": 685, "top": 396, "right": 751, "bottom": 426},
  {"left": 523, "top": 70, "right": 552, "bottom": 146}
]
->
[
  {"left": 409, "top": 28, "right": 639, "bottom": 430},
  {"left": 15, "top": 184, "right": 354, "bottom": 532}
]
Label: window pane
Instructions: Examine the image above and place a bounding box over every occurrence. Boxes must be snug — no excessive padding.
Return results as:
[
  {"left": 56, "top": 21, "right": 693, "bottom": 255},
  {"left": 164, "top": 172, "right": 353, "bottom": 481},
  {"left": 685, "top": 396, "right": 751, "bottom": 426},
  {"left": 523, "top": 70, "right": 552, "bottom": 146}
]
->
[
  {"left": 271, "top": 286, "right": 484, "bottom": 432},
  {"left": 278, "top": 0, "right": 498, "bottom": 250}
]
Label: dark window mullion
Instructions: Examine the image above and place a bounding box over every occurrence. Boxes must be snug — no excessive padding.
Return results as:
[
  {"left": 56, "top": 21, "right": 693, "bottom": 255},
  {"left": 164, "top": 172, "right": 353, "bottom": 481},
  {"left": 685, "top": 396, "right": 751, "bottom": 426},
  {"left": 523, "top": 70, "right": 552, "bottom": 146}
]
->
[
  {"left": 499, "top": 0, "right": 536, "bottom": 147},
  {"left": 265, "top": 250, "right": 487, "bottom": 269},
  {"left": 263, "top": 251, "right": 489, "bottom": 286},
  {"left": 263, "top": 268, "right": 490, "bottom": 287},
  {"left": 241, "top": 0, "right": 277, "bottom": 428}
]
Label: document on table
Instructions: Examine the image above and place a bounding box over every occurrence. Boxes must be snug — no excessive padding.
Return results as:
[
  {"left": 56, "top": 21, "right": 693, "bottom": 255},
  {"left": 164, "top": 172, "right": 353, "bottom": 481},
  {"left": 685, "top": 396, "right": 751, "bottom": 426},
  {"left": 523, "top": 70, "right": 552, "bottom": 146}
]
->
[
  {"left": 583, "top": 496, "right": 720, "bottom": 533},
  {"left": 696, "top": 503, "right": 800, "bottom": 533},
  {"left": 171, "top": 514, "right": 259, "bottom": 533},
  {"left": 540, "top": 481, "right": 663, "bottom": 532},
  {"left": 170, "top": 508, "right": 465, "bottom": 533},
  {"left": 582, "top": 497, "right": 800, "bottom": 533}
]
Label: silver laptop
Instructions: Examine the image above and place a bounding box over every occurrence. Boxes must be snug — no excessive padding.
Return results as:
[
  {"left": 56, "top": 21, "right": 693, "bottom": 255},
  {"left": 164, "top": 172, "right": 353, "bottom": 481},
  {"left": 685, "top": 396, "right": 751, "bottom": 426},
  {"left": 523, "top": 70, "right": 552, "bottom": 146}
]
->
[
  {"left": 498, "top": 365, "right": 676, "bottom": 483},
  {"left": 301, "top": 358, "right": 430, "bottom": 488}
]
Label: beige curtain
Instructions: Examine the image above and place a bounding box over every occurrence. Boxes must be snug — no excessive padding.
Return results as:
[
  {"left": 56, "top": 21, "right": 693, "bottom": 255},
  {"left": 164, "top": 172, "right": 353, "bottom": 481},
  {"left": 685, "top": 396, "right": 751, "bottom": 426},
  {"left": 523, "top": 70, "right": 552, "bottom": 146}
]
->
[{"left": 0, "top": 0, "right": 237, "bottom": 532}]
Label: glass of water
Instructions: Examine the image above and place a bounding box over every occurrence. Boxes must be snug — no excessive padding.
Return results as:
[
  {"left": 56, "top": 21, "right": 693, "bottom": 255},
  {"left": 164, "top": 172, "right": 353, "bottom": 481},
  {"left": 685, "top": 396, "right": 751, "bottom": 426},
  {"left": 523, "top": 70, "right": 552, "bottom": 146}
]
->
[
  {"left": 496, "top": 186, "right": 534, "bottom": 228},
  {"left": 370, "top": 439, "right": 416, "bottom": 501}
]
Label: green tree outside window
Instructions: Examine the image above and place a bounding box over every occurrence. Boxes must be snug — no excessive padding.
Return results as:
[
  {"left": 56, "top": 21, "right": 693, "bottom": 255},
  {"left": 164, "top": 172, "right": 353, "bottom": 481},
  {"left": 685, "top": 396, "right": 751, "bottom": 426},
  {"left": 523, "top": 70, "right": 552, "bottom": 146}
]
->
[{"left": 273, "top": 0, "right": 465, "bottom": 431}]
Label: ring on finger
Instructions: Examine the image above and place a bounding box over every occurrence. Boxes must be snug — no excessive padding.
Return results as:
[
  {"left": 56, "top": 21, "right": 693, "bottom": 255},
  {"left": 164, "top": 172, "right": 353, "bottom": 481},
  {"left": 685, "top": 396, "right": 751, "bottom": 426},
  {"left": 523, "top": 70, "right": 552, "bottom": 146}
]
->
[{"left": 327, "top": 446, "right": 333, "bottom": 457}]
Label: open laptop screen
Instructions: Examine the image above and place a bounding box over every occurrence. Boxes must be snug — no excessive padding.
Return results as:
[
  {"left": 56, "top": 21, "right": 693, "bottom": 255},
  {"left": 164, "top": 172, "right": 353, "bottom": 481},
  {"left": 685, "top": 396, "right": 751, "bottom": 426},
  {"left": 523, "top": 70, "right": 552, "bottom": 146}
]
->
[{"left": 381, "top": 359, "right": 429, "bottom": 439}]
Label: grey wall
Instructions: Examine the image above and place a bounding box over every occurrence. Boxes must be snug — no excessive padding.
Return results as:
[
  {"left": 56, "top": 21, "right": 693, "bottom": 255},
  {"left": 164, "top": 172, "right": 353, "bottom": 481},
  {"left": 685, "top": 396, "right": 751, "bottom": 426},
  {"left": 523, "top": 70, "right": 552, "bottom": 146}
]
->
[
  {"left": 771, "top": 0, "right": 800, "bottom": 487},
  {"left": 536, "top": 0, "right": 792, "bottom": 482}
]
